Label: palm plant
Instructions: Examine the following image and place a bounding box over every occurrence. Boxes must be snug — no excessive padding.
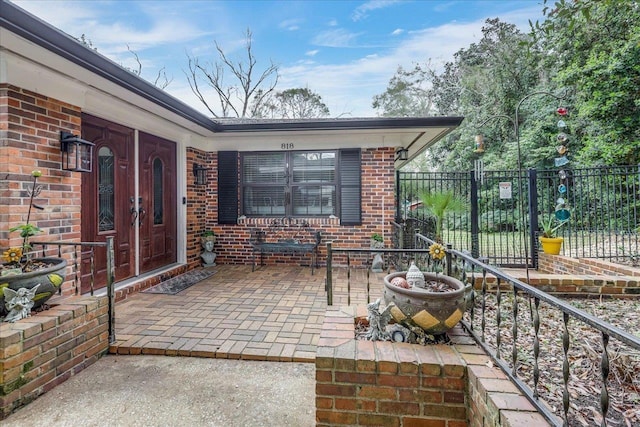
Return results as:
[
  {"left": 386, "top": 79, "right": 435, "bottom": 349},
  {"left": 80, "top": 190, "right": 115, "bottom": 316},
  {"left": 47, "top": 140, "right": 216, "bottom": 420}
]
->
[{"left": 418, "top": 190, "right": 468, "bottom": 243}]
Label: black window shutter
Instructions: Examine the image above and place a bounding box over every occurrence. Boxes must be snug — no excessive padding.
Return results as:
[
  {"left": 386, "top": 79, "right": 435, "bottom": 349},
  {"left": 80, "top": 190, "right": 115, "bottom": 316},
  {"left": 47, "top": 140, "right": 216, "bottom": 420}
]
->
[
  {"left": 339, "top": 149, "right": 361, "bottom": 225},
  {"left": 218, "top": 151, "right": 238, "bottom": 224}
]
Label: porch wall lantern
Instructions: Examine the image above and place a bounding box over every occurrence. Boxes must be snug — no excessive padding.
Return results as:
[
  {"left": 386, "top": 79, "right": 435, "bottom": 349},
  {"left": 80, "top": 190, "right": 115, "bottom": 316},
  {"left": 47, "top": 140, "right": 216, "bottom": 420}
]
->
[
  {"left": 60, "top": 131, "right": 95, "bottom": 172},
  {"left": 193, "top": 163, "right": 209, "bottom": 186},
  {"left": 395, "top": 147, "right": 409, "bottom": 162}
]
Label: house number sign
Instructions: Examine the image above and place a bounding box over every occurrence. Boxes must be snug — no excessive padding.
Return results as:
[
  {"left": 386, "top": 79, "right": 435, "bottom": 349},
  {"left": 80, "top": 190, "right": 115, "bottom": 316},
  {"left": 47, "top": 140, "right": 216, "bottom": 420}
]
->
[{"left": 281, "top": 143, "right": 295, "bottom": 150}]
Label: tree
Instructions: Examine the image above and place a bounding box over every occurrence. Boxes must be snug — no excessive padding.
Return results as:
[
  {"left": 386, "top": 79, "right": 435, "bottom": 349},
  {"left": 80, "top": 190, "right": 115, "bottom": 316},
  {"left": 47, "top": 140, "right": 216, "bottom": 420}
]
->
[
  {"left": 372, "top": 64, "right": 436, "bottom": 117},
  {"left": 533, "top": 0, "right": 640, "bottom": 165},
  {"left": 252, "top": 87, "right": 330, "bottom": 118},
  {"left": 75, "top": 35, "right": 172, "bottom": 89},
  {"left": 186, "top": 29, "right": 279, "bottom": 118}
]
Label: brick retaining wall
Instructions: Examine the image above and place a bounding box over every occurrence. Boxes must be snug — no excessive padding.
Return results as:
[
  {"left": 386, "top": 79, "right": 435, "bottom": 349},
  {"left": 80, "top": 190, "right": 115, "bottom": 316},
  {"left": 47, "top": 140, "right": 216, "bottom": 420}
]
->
[
  {"left": 535, "top": 254, "right": 639, "bottom": 296},
  {"left": 0, "top": 296, "right": 109, "bottom": 419},
  {"left": 316, "top": 308, "right": 551, "bottom": 426}
]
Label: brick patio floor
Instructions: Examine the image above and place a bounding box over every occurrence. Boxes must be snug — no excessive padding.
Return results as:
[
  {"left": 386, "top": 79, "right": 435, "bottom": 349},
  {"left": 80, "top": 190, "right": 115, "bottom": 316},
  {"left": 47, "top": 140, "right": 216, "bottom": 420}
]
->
[{"left": 109, "top": 265, "right": 382, "bottom": 362}]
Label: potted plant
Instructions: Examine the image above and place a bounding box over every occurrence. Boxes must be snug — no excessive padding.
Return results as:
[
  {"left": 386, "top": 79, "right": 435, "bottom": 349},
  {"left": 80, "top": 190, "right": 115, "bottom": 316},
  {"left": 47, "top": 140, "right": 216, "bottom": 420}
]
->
[
  {"left": 0, "top": 171, "right": 67, "bottom": 319},
  {"left": 539, "top": 215, "right": 569, "bottom": 255},
  {"left": 382, "top": 243, "right": 472, "bottom": 336},
  {"left": 370, "top": 233, "right": 384, "bottom": 249}
]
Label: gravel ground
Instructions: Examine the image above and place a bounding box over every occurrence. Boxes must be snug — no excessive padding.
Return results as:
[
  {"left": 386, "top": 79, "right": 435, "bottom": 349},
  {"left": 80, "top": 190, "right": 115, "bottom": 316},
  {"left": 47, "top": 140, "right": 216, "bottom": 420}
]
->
[{"left": 3, "top": 355, "right": 316, "bottom": 427}]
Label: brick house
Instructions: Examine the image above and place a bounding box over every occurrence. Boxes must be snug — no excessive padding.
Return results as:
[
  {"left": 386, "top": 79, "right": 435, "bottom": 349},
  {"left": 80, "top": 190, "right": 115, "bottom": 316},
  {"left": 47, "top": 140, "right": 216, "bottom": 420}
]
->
[{"left": 1, "top": 1, "right": 463, "bottom": 296}]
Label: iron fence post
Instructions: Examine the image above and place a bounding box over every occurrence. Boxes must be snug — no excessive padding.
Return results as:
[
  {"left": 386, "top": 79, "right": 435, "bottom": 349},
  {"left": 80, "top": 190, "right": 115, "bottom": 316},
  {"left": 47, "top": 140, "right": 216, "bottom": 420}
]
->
[
  {"left": 105, "top": 236, "right": 116, "bottom": 345},
  {"left": 470, "top": 170, "right": 480, "bottom": 258},
  {"left": 528, "top": 168, "right": 539, "bottom": 269},
  {"left": 446, "top": 243, "right": 453, "bottom": 277},
  {"left": 395, "top": 170, "right": 402, "bottom": 223},
  {"left": 326, "top": 242, "right": 333, "bottom": 306}
]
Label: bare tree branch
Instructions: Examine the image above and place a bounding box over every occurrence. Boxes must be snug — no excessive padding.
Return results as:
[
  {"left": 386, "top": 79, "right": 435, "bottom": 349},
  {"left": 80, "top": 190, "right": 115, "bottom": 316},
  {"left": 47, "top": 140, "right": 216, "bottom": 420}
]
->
[{"left": 185, "top": 28, "right": 279, "bottom": 117}]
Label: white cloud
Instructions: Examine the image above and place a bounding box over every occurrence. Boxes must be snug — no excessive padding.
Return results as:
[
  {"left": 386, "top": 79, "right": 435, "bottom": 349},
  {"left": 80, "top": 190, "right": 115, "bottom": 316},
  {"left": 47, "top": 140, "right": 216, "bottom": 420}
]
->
[
  {"left": 279, "top": 18, "right": 302, "bottom": 31},
  {"left": 351, "top": 0, "right": 402, "bottom": 22},
  {"left": 391, "top": 28, "right": 404, "bottom": 36},
  {"left": 280, "top": 19, "right": 489, "bottom": 117},
  {"left": 312, "top": 29, "right": 363, "bottom": 48},
  {"left": 305, "top": 50, "right": 319, "bottom": 57}
]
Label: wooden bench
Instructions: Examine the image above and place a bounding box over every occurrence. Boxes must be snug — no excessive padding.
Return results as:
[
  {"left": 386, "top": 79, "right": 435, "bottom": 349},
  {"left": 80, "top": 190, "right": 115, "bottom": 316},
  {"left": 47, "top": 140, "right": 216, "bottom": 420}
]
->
[{"left": 250, "top": 219, "right": 322, "bottom": 274}]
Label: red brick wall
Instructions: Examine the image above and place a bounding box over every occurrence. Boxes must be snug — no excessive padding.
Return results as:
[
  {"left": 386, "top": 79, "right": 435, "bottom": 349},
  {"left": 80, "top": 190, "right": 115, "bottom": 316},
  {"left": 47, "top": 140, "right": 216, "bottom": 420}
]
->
[
  {"left": 316, "top": 309, "right": 552, "bottom": 427},
  {"left": 538, "top": 253, "right": 640, "bottom": 277},
  {"left": 0, "top": 295, "right": 109, "bottom": 419},
  {"left": 187, "top": 147, "right": 397, "bottom": 267},
  {"left": 0, "top": 84, "right": 82, "bottom": 296}
]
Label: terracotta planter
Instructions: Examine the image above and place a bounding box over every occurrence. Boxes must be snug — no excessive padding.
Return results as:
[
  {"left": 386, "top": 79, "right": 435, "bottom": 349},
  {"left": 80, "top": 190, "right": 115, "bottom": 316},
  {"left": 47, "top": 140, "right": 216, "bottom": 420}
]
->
[
  {"left": 383, "top": 271, "right": 472, "bottom": 335},
  {"left": 539, "top": 236, "right": 563, "bottom": 255},
  {"left": 0, "top": 257, "right": 67, "bottom": 317}
]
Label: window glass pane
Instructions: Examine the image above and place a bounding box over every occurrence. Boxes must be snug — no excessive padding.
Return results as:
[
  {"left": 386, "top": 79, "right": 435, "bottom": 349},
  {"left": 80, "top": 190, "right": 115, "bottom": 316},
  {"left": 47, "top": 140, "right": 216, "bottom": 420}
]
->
[
  {"left": 243, "top": 186, "right": 285, "bottom": 215},
  {"left": 243, "top": 153, "right": 286, "bottom": 183},
  {"left": 292, "top": 152, "right": 335, "bottom": 183},
  {"left": 153, "top": 158, "right": 163, "bottom": 225},
  {"left": 292, "top": 185, "right": 336, "bottom": 215},
  {"left": 98, "top": 147, "right": 114, "bottom": 232}
]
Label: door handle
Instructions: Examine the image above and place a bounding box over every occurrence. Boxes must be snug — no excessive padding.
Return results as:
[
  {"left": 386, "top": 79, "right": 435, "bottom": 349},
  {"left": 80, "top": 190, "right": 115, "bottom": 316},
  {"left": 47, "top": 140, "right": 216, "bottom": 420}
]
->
[
  {"left": 130, "top": 207, "right": 138, "bottom": 226},
  {"left": 138, "top": 197, "right": 145, "bottom": 226},
  {"left": 138, "top": 207, "right": 146, "bottom": 225},
  {"left": 130, "top": 197, "right": 138, "bottom": 226}
]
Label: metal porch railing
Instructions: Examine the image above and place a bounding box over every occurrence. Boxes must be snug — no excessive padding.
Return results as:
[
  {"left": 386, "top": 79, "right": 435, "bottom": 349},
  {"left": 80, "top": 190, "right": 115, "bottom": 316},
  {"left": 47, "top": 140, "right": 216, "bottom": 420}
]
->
[
  {"left": 31, "top": 237, "right": 116, "bottom": 344},
  {"left": 324, "top": 234, "right": 640, "bottom": 427}
]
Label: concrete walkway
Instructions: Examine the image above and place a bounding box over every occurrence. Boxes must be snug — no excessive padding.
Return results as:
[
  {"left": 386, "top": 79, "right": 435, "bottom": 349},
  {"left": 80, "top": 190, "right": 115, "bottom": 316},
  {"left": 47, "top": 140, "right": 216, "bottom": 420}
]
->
[{"left": 3, "top": 355, "right": 316, "bottom": 426}]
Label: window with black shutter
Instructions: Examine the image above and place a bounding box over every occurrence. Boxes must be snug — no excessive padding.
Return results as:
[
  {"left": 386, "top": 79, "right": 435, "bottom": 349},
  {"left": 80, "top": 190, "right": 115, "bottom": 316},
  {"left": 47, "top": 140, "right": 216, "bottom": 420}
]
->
[
  {"left": 218, "top": 151, "right": 238, "bottom": 224},
  {"left": 239, "top": 150, "right": 360, "bottom": 223}
]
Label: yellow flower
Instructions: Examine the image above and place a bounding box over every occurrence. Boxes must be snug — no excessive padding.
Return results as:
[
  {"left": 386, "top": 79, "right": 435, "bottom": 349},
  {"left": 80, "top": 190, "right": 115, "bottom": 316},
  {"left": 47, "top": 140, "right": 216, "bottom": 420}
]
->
[
  {"left": 428, "top": 243, "right": 446, "bottom": 261},
  {"left": 2, "top": 247, "right": 23, "bottom": 263}
]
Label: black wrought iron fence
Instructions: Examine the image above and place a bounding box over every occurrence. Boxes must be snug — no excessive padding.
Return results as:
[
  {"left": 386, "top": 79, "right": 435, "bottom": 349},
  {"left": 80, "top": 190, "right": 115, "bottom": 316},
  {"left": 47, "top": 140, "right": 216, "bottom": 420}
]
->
[
  {"left": 324, "top": 233, "right": 640, "bottom": 426},
  {"left": 398, "top": 165, "right": 640, "bottom": 267},
  {"left": 31, "top": 237, "right": 116, "bottom": 344}
]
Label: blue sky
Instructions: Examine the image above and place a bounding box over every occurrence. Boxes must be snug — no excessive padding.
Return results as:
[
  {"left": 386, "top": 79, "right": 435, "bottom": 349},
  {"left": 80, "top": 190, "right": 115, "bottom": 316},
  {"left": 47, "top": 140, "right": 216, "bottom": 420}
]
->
[{"left": 13, "top": 0, "right": 543, "bottom": 117}]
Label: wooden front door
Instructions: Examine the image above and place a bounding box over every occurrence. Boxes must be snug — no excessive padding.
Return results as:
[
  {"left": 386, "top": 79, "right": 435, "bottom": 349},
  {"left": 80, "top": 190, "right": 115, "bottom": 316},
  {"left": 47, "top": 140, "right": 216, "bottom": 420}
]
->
[
  {"left": 138, "top": 132, "right": 177, "bottom": 273},
  {"left": 81, "top": 115, "right": 177, "bottom": 292}
]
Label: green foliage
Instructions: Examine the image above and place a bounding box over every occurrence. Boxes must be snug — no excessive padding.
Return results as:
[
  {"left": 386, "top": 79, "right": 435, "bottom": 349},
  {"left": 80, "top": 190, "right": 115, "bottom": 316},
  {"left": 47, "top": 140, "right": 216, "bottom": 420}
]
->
[
  {"left": 418, "top": 190, "right": 468, "bottom": 242},
  {"left": 252, "top": 87, "right": 330, "bottom": 118},
  {"left": 371, "top": 233, "right": 383, "bottom": 242},
  {"left": 9, "top": 224, "right": 42, "bottom": 242},
  {"left": 372, "top": 64, "right": 436, "bottom": 117},
  {"left": 374, "top": 3, "right": 639, "bottom": 171},
  {"left": 480, "top": 210, "right": 520, "bottom": 233},
  {"left": 543, "top": 0, "right": 640, "bottom": 165},
  {"left": 539, "top": 215, "right": 569, "bottom": 238}
]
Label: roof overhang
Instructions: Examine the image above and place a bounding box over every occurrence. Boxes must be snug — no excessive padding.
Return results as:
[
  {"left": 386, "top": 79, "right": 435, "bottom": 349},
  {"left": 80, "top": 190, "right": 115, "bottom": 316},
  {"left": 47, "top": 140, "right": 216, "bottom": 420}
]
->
[
  {"left": 1, "top": 0, "right": 463, "bottom": 164},
  {"left": 210, "top": 117, "right": 463, "bottom": 169}
]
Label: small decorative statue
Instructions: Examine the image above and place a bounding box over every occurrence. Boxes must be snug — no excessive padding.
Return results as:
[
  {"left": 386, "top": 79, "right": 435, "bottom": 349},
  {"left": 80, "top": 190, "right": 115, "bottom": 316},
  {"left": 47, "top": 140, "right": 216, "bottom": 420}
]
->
[
  {"left": 3, "top": 284, "right": 40, "bottom": 323},
  {"left": 364, "top": 298, "right": 392, "bottom": 341},
  {"left": 201, "top": 237, "right": 216, "bottom": 267},
  {"left": 370, "top": 234, "right": 384, "bottom": 273}
]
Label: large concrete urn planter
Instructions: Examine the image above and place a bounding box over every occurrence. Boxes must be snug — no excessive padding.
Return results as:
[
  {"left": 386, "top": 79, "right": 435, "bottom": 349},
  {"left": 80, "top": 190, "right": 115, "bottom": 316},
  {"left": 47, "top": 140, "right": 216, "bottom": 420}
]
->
[
  {"left": 0, "top": 257, "right": 67, "bottom": 317},
  {"left": 383, "top": 271, "right": 472, "bottom": 335}
]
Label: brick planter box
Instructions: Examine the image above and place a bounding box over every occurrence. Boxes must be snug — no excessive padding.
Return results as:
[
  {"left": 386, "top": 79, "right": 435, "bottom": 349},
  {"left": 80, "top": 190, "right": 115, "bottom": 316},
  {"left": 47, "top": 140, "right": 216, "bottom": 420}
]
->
[
  {"left": 316, "top": 307, "right": 551, "bottom": 427},
  {"left": 0, "top": 296, "right": 109, "bottom": 419}
]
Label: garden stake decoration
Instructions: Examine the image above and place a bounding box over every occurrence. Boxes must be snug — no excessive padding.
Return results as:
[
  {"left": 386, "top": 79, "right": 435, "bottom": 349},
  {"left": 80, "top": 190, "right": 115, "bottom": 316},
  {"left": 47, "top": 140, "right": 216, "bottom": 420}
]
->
[{"left": 5, "top": 170, "right": 44, "bottom": 272}]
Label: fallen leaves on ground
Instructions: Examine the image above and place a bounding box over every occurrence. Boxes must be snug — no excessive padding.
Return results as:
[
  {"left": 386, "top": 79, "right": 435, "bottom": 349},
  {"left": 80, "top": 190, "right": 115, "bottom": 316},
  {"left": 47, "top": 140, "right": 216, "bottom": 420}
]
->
[{"left": 467, "top": 296, "right": 640, "bottom": 426}]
